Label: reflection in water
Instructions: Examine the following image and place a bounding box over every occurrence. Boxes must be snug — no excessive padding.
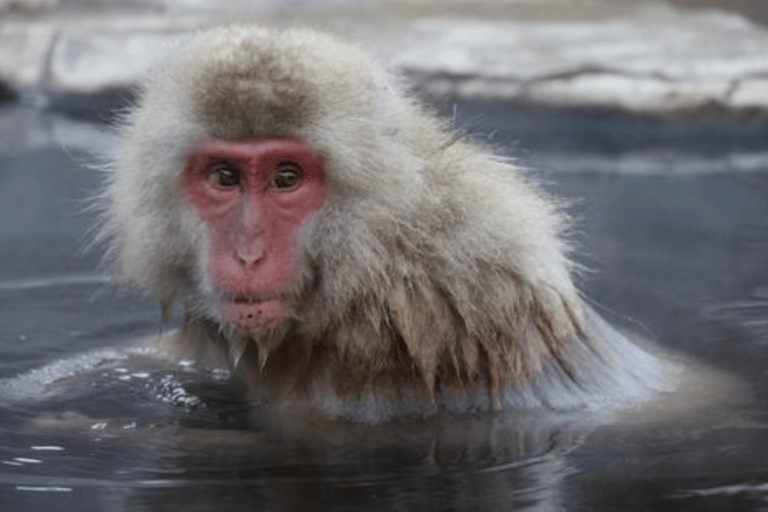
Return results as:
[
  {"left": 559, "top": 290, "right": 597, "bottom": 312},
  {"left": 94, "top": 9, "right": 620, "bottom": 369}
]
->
[
  {"left": 1, "top": 343, "right": 583, "bottom": 511},
  {"left": 0, "top": 105, "right": 767, "bottom": 510}
]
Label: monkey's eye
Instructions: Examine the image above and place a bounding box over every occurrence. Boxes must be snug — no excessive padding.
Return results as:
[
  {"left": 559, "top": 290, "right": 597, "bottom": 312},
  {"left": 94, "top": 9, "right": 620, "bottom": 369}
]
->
[
  {"left": 272, "top": 163, "right": 303, "bottom": 190},
  {"left": 208, "top": 162, "right": 241, "bottom": 189}
]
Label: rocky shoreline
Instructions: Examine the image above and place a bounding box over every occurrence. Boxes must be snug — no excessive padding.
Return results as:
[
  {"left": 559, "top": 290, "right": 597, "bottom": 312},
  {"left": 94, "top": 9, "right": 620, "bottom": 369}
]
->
[{"left": 1, "top": 0, "right": 768, "bottom": 120}]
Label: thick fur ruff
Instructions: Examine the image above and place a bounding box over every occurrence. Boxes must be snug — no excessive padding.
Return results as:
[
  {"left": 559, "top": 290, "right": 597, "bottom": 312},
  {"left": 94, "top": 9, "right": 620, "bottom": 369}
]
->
[{"left": 100, "top": 26, "right": 676, "bottom": 421}]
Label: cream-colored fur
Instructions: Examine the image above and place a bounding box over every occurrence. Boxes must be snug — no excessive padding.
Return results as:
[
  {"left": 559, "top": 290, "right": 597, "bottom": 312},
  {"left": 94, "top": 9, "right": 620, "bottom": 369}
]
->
[{"left": 99, "top": 26, "right": 675, "bottom": 421}]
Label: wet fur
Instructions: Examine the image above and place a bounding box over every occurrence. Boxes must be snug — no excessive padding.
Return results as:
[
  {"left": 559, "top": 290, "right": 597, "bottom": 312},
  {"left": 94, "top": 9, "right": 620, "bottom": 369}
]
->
[{"left": 100, "top": 26, "right": 676, "bottom": 421}]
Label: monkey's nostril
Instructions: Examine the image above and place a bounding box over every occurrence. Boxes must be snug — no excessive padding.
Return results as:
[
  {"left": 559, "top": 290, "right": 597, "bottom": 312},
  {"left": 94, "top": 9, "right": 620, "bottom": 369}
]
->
[{"left": 234, "top": 242, "right": 267, "bottom": 269}]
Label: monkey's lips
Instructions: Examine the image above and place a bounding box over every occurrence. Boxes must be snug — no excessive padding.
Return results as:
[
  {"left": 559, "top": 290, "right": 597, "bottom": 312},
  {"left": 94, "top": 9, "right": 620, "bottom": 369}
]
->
[{"left": 219, "top": 293, "right": 287, "bottom": 329}]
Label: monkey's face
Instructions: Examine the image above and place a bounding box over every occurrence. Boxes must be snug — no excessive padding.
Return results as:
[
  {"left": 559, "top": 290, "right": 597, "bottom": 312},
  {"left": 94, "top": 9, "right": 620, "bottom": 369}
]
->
[{"left": 183, "top": 138, "right": 325, "bottom": 330}]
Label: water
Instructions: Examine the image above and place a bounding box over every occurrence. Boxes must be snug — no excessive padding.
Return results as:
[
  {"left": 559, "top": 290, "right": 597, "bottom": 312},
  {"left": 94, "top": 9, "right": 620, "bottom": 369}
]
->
[{"left": 0, "top": 103, "right": 767, "bottom": 510}]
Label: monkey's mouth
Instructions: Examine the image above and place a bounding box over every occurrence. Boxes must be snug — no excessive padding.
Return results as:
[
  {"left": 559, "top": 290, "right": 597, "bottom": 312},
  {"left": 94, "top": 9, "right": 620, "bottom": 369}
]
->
[
  {"left": 220, "top": 293, "right": 282, "bottom": 305},
  {"left": 218, "top": 292, "right": 288, "bottom": 329}
]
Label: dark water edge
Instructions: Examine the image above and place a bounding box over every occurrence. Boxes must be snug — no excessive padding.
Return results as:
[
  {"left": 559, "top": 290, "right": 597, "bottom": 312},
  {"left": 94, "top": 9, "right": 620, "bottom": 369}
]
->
[
  {"left": 445, "top": 99, "right": 768, "bottom": 157},
  {"left": 0, "top": 102, "right": 767, "bottom": 511}
]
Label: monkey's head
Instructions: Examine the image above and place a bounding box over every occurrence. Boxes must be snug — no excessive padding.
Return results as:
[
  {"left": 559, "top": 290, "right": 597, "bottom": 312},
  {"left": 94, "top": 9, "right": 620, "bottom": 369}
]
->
[{"left": 105, "top": 27, "right": 430, "bottom": 336}]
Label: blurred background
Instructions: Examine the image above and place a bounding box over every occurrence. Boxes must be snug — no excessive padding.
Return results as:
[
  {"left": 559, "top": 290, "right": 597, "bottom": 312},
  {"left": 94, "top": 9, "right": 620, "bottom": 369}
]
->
[
  {"left": 1, "top": 1, "right": 768, "bottom": 511},
  {"left": 1, "top": 0, "right": 768, "bottom": 121}
]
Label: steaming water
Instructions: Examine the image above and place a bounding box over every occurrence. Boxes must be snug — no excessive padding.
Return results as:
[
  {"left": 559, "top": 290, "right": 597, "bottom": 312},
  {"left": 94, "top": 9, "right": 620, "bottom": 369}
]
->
[{"left": 0, "top": 104, "right": 767, "bottom": 511}]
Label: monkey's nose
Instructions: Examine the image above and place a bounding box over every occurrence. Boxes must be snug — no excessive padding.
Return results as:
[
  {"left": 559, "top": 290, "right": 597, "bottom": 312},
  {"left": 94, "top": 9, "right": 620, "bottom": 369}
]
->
[{"left": 234, "top": 240, "right": 267, "bottom": 269}]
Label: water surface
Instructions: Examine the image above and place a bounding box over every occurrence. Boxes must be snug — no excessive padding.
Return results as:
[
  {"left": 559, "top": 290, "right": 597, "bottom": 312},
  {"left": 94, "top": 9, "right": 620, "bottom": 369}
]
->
[{"left": 0, "top": 103, "right": 767, "bottom": 511}]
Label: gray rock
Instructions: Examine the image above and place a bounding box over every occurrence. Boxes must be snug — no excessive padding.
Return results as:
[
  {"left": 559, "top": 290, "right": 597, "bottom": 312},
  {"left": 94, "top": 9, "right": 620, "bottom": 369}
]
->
[
  {"left": 50, "top": 27, "right": 181, "bottom": 94},
  {"left": 1, "top": 0, "right": 768, "bottom": 118},
  {"left": 0, "top": 21, "right": 57, "bottom": 91},
  {"left": 730, "top": 78, "right": 768, "bottom": 111},
  {"left": 395, "top": 6, "right": 768, "bottom": 115}
]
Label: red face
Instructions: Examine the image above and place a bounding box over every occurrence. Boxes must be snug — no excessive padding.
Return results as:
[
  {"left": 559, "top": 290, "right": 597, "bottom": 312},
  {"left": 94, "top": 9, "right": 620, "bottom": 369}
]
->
[{"left": 183, "top": 138, "right": 325, "bottom": 330}]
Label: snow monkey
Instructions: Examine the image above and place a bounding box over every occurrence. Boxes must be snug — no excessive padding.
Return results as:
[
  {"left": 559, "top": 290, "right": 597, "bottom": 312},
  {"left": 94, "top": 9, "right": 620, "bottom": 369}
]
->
[{"left": 99, "top": 25, "right": 675, "bottom": 421}]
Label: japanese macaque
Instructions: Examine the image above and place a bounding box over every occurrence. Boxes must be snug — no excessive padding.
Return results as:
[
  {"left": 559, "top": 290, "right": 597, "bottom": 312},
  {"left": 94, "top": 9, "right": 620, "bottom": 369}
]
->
[{"left": 99, "top": 25, "right": 676, "bottom": 421}]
